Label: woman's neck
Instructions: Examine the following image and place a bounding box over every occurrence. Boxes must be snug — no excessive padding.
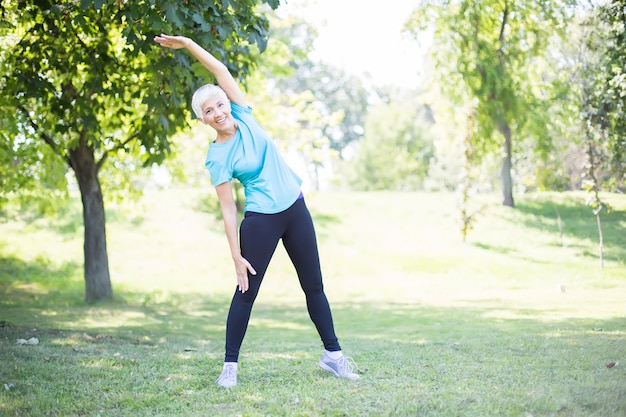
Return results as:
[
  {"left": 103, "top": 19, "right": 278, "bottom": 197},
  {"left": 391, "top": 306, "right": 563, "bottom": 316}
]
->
[{"left": 215, "top": 123, "right": 238, "bottom": 143}]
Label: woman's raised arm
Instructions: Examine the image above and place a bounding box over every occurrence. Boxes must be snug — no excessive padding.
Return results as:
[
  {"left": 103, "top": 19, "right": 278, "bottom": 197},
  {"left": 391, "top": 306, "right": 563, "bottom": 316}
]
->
[{"left": 154, "top": 34, "right": 246, "bottom": 107}]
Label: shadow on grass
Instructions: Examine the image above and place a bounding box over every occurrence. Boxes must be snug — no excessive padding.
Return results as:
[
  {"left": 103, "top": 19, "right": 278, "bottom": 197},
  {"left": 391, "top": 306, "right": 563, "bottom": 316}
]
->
[
  {"left": 513, "top": 194, "right": 626, "bottom": 263},
  {"left": 2, "top": 293, "right": 625, "bottom": 416},
  {"left": 2, "top": 258, "right": 625, "bottom": 355},
  {"left": 0, "top": 254, "right": 84, "bottom": 308},
  {"left": 472, "top": 242, "right": 516, "bottom": 255},
  {"left": 2, "top": 248, "right": 623, "bottom": 339},
  {"left": 3, "top": 283, "right": 625, "bottom": 357},
  {"left": 1, "top": 241, "right": 625, "bottom": 417}
]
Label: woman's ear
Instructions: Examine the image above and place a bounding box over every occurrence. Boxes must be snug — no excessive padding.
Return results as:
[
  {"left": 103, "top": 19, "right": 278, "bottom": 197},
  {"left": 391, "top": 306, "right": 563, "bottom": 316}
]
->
[{"left": 198, "top": 116, "right": 207, "bottom": 125}]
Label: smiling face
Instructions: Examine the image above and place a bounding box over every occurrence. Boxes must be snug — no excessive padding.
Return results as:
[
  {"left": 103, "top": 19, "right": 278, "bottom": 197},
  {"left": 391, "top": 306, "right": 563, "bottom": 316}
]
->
[
  {"left": 191, "top": 84, "right": 237, "bottom": 140},
  {"left": 199, "top": 94, "right": 237, "bottom": 139},
  {"left": 200, "top": 94, "right": 231, "bottom": 126}
]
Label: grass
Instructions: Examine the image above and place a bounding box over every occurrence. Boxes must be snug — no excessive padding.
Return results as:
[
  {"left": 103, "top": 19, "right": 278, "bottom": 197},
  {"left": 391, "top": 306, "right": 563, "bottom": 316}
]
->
[{"left": 1, "top": 189, "right": 625, "bottom": 416}]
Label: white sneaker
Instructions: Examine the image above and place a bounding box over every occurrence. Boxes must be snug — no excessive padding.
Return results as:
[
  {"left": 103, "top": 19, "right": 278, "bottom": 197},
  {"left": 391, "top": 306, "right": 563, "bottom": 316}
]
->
[
  {"left": 216, "top": 362, "right": 237, "bottom": 388},
  {"left": 318, "top": 353, "right": 360, "bottom": 380}
]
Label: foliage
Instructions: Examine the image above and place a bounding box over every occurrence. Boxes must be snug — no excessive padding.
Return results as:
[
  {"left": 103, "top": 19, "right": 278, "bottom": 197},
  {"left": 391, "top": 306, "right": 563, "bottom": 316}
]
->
[
  {"left": 583, "top": 0, "right": 626, "bottom": 192},
  {"left": 349, "top": 96, "right": 435, "bottom": 191},
  {"left": 514, "top": 25, "right": 584, "bottom": 193},
  {"left": 0, "top": 0, "right": 275, "bottom": 182},
  {"left": 0, "top": 120, "right": 69, "bottom": 213},
  {"left": 0, "top": 0, "right": 277, "bottom": 301},
  {"left": 581, "top": 81, "right": 611, "bottom": 270},
  {"left": 274, "top": 60, "right": 370, "bottom": 158},
  {"left": 458, "top": 109, "right": 483, "bottom": 242},
  {"left": 253, "top": 9, "right": 370, "bottom": 160},
  {"left": 576, "top": 1, "right": 626, "bottom": 269},
  {"left": 405, "top": 0, "right": 577, "bottom": 206}
]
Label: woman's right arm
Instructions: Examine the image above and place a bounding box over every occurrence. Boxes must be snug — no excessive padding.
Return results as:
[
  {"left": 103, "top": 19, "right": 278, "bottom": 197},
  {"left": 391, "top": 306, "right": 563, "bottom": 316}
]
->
[
  {"left": 215, "top": 182, "right": 256, "bottom": 293},
  {"left": 154, "top": 34, "right": 247, "bottom": 107}
]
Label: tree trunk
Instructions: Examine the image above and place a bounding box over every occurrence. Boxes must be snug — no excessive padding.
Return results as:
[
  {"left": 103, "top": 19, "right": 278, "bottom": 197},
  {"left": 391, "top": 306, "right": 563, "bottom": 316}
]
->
[
  {"left": 69, "top": 137, "right": 113, "bottom": 303},
  {"left": 499, "top": 122, "right": 515, "bottom": 207}
]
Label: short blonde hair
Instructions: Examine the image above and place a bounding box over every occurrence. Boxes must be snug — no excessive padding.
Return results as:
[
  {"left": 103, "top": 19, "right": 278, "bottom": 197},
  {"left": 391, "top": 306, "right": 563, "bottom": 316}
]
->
[{"left": 191, "top": 84, "right": 228, "bottom": 118}]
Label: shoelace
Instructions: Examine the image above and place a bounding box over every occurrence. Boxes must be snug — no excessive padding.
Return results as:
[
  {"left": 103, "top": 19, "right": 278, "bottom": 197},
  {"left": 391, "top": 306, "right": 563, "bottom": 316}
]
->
[
  {"left": 336, "top": 356, "right": 360, "bottom": 375},
  {"left": 216, "top": 364, "right": 237, "bottom": 383}
]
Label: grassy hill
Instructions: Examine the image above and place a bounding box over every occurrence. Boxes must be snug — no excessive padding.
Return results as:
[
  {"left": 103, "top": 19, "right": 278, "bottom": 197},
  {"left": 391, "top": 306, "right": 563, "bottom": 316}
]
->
[{"left": 1, "top": 190, "right": 625, "bottom": 416}]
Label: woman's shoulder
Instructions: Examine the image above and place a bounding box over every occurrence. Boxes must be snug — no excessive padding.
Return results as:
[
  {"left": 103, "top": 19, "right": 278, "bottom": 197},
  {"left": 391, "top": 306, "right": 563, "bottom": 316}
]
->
[
  {"left": 231, "top": 102, "right": 264, "bottom": 132},
  {"left": 231, "top": 101, "right": 253, "bottom": 116}
]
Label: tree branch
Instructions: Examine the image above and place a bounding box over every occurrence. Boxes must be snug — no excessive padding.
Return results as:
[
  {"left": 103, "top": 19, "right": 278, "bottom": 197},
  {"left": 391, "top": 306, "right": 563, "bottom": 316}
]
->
[
  {"left": 497, "top": 2, "right": 509, "bottom": 64},
  {"left": 499, "top": 3, "right": 509, "bottom": 44},
  {"left": 95, "top": 131, "right": 141, "bottom": 172},
  {"left": 17, "top": 104, "right": 72, "bottom": 167}
]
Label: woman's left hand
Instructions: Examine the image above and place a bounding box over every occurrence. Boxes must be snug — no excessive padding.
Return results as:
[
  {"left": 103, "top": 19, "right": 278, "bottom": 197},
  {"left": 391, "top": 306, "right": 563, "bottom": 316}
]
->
[
  {"left": 234, "top": 256, "right": 257, "bottom": 293},
  {"left": 154, "top": 34, "right": 191, "bottom": 50}
]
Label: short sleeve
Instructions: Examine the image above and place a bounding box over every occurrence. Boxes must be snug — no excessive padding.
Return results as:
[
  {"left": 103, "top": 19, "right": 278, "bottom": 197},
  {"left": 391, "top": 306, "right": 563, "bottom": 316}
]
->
[{"left": 206, "top": 159, "right": 232, "bottom": 187}]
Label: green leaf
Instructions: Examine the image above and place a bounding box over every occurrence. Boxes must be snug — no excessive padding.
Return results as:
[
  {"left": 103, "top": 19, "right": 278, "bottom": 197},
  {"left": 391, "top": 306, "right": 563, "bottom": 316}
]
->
[
  {"left": 264, "top": 0, "right": 280, "bottom": 9},
  {"left": 163, "top": 3, "right": 183, "bottom": 28}
]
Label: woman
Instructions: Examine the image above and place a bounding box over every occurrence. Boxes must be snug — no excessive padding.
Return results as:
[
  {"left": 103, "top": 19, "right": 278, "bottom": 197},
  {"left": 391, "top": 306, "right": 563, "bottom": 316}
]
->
[{"left": 154, "top": 34, "right": 359, "bottom": 388}]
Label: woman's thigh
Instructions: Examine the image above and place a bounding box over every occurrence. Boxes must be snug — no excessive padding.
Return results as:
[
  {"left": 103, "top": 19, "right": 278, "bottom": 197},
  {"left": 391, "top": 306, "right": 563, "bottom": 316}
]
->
[
  {"left": 281, "top": 200, "right": 324, "bottom": 291},
  {"left": 240, "top": 212, "right": 283, "bottom": 280}
]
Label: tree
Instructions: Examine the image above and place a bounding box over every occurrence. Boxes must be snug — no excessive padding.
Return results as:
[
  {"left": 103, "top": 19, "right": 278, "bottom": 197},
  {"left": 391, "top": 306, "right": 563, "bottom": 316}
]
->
[
  {"left": 0, "top": 0, "right": 277, "bottom": 302},
  {"left": 576, "top": 0, "right": 626, "bottom": 269},
  {"left": 349, "top": 97, "right": 435, "bottom": 191},
  {"left": 585, "top": 0, "right": 626, "bottom": 192},
  {"left": 405, "top": 0, "right": 576, "bottom": 206},
  {"left": 276, "top": 60, "right": 370, "bottom": 159}
]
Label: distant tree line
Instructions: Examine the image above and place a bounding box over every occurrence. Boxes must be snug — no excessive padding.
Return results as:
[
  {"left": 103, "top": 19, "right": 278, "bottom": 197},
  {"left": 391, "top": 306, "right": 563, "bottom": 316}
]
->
[{"left": 1, "top": 0, "right": 624, "bottom": 301}]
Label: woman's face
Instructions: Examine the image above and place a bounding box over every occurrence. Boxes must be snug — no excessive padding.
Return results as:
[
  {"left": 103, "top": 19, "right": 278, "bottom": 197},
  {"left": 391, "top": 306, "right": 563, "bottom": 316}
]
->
[{"left": 199, "top": 94, "right": 235, "bottom": 133}]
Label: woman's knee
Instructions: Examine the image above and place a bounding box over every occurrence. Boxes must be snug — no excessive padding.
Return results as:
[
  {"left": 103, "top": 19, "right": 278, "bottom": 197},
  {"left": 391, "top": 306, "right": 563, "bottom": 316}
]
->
[
  {"left": 232, "top": 284, "right": 260, "bottom": 305},
  {"left": 301, "top": 279, "right": 325, "bottom": 296}
]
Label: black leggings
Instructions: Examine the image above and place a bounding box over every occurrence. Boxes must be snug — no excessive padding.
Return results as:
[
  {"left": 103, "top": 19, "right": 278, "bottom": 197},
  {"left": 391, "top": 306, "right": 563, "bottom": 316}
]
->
[{"left": 224, "top": 197, "right": 341, "bottom": 362}]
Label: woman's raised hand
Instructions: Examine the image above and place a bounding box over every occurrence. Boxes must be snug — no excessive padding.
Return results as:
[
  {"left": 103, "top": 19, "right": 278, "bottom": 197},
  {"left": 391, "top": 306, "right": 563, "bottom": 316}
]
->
[{"left": 154, "top": 34, "right": 191, "bottom": 50}]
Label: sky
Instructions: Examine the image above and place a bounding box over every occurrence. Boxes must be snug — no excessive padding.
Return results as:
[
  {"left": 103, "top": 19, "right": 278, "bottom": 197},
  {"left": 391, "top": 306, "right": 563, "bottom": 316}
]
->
[{"left": 277, "top": 0, "right": 426, "bottom": 87}]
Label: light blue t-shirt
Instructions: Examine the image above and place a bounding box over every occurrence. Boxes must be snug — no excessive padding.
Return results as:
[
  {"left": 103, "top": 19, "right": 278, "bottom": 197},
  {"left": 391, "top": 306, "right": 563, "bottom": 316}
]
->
[{"left": 205, "top": 102, "right": 302, "bottom": 214}]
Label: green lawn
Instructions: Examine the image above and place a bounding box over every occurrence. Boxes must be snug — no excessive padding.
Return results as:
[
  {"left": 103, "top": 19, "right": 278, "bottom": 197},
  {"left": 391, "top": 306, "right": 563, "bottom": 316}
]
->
[{"left": 1, "top": 190, "right": 625, "bottom": 416}]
